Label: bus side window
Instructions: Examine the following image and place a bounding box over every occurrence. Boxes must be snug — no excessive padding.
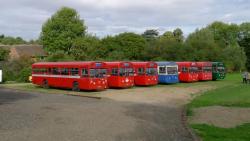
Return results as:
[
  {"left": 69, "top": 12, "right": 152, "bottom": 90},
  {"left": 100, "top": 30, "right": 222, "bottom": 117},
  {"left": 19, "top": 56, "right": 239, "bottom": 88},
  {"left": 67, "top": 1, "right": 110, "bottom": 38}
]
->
[
  {"left": 82, "top": 68, "right": 88, "bottom": 77},
  {"left": 159, "top": 66, "right": 166, "bottom": 74},
  {"left": 138, "top": 68, "right": 144, "bottom": 75},
  {"left": 198, "top": 67, "right": 202, "bottom": 72},
  {"left": 182, "top": 67, "right": 188, "bottom": 72},
  {"left": 111, "top": 68, "right": 118, "bottom": 76},
  {"left": 42, "top": 68, "right": 47, "bottom": 74},
  {"left": 70, "top": 68, "right": 79, "bottom": 76},
  {"left": 61, "top": 68, "right": 69, "bottom": 75},
  {"left": 48, "top": 68, "right": 52, "bottom": 74},
  {"left": 52, "top": 68, "right": 60, "bottom": 75}
]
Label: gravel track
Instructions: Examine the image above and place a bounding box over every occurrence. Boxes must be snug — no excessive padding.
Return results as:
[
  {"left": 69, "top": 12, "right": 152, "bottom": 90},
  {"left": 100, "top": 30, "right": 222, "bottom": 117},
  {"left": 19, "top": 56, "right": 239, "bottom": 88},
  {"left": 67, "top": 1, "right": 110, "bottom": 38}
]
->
[{"left": 0, "top": 85, "right": 211, "bottom": 141}]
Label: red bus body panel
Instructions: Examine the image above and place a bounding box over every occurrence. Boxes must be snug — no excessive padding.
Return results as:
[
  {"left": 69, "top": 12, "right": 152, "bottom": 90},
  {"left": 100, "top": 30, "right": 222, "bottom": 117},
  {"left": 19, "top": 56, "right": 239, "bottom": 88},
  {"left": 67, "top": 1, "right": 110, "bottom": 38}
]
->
[
  {"left": 176, "top": 62, "right": 199, "bottom": 82},
  {"left": 132, "top": 62, "right": 158, "bottom": 86},
  {"left": 197, "top": 62, "right": 212, "bottom": 81},
  {"left": 105, "top": 62, "right": 134, "bottom": 88},
  {"left": 32, "top": 62, "right": 108, "bottom": 91}
]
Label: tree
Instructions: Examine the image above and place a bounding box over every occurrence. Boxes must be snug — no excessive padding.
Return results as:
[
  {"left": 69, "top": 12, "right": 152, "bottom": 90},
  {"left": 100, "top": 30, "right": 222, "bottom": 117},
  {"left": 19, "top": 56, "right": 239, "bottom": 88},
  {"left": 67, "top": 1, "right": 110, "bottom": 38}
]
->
[
  {"left": 46, "top": 51, "right": 74, "bottom": 62},
  {"left": 115, "top": 32, "right": 146, "bottom": 60},
  {"left": 173, "top": 28, "right": 184, "bottom": 42},
  {"left": 220, "top": 45, "right": 246, "bottom": 71},
  {"left": 238, "top": 22, "right": 250, "bottom": 70},
  {"left": 185, "top": 28, "right": 220, "bottom": 61},
  {"left": 208, "top": 21, "right": 239, "bottom": 47},
  {"left": 142, "top": 29, "right": 159, "bottom": 41},
  {"left": 40, "top": 7, "right": 86, "bottom": 54},
  {"left": 70, "top": 35, "right": 101, "bottom": 60},
  {"left": 0, "top": 36, "right": 26, "bottom": 45},
  {"left": 0, "top": 48, "right": 9, "bottom": 61}
]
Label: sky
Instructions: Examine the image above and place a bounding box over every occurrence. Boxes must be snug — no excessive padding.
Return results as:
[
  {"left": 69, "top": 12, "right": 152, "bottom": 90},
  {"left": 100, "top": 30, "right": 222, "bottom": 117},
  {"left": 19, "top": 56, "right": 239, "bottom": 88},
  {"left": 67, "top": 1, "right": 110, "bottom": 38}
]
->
[{"left": 0, "top": 0, "right": 249, "bottom": 40}]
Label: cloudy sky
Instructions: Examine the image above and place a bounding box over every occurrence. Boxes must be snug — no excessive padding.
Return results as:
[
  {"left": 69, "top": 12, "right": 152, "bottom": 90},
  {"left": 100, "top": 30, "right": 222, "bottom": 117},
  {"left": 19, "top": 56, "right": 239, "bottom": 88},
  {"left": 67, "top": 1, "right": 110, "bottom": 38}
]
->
[{"left": 0, "top": 0, "right": 249, "bottom": 40}]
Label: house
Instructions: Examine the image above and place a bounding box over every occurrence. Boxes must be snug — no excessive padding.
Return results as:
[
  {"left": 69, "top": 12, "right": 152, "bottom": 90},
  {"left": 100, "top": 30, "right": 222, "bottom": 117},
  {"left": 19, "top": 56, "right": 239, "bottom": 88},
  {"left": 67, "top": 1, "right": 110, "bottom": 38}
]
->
[{"left": 0, "top": 44, "right": 47, "bottom": 61}]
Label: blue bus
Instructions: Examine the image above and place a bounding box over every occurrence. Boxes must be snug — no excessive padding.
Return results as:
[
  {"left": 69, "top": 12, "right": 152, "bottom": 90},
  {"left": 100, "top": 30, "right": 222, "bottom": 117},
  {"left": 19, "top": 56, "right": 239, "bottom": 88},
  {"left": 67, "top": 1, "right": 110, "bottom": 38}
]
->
[{"left": 156, "top": 62, "right": 179, "bottom": 84}]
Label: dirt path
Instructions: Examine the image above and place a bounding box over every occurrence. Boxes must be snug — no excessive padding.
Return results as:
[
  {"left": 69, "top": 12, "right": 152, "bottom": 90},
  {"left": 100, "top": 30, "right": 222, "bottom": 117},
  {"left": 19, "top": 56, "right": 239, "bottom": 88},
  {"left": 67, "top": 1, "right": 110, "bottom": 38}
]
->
[
  {"left": 189, "top": 106, "right": 250, "bottom": 128},
  {"left": 0, "top": 84, "right": 213, "bottom": 141}
]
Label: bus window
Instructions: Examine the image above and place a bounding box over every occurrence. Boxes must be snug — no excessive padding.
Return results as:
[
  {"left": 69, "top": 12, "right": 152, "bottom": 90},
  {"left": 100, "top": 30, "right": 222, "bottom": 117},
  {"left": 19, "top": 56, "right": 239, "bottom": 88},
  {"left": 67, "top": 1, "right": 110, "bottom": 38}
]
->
[
  {"left": 198, "top": 67, "right": 202, "bottom": 72},
  {"left": 100, "top": 69, "right": 107, "bottom": 76},
  {"left": 82, "top": 68, "right": 88, "bottom": 77},
  {"left": 61, "top": 68, "right": 69, "bottom": 75},
  {"left": 90, "top": 69, "right": 105, "bottom": 78},
  {"left": 138, "top": 68, "right": 144, "bottom": 75},
  {"left": 120, "top": 68, "right": 133, "bottom": 76},
  {"left": 146, "top": 68, "right": 157, "bottom": 76},
  {"left": 127, "top": 68, "right": 134, "bottom": 76},
  {"left": 181, "top": 67, "right": 188, "bottom": 73},
  {"left": 120, "top": 68, "right": 126, "bottom": 76},
  {"left": 203, "top": 67, "right": 212, "bottom": 72},
  {"left": 217, "top": 67, "right": 225, "bottom": 72},
  {"left": 111, "top": 68, "right": 118, "bottom": 76},
  {"left": 159, "top": 66, "right": 166, "bottom": 74},
  {"left": 189, "top": 67, "right": 198, "bottom": 73},
  {"left": 48, "top": 68, "right": 52, "bottom": 74},
  {"left": 70, "top": 68, "right": 79, "bottom": 76},
  {"left": 167, "top": 67, "right": 178, "bottom": 74},
  {"left": 52, "top": 68, "right": 60, "bottom": 75}
]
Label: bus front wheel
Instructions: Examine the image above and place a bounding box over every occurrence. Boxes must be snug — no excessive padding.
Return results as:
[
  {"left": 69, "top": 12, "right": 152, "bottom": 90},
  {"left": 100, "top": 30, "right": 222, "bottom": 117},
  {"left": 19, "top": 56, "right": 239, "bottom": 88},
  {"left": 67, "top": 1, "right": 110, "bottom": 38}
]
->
[{"left": 72, "top": 82, "right": 80, "bottom": 92}]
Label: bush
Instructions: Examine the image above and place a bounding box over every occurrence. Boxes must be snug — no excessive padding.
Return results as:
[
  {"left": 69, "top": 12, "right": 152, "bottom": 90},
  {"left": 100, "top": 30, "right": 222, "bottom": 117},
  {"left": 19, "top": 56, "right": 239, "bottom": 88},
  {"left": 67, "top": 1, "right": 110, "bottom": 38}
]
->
[
  {"left": 17, "top": 67, "right": 32, "bottom": 82},
  {"left": 46, "top": 51, "right": 75, "bottom": 62},
  {"left": 2, "top": 56, "right": 34, "bottom": 82}
]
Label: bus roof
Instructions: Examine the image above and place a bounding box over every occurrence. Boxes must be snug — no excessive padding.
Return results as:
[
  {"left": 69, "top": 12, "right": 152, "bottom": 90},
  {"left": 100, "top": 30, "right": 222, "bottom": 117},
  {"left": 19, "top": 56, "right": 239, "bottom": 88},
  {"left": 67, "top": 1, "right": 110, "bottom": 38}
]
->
[
  {"left": 131, "top": 61, "right": 157, "bottom": 68},
  {"left": 196, "top": 62, "right": 212, "bottom": 67},
  {"left": 156, "top": 61, "right": 177, "bottom": 66},
  {"left": 105, "top": 61, "right": 133, "bottom": 67},
  {"left": 176, "top": 62, "right": 197, "bottom": 66},
  {"left": 32, "top": 61, "right": 106, "bottom": 68}
]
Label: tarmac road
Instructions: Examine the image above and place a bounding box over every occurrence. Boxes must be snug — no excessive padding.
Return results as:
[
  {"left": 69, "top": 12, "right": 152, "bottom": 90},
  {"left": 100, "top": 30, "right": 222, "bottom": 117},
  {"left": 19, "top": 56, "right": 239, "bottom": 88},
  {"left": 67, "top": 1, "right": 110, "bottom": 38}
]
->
[{"left": 0, "top": 88, "right": 194, "bottom": 141}]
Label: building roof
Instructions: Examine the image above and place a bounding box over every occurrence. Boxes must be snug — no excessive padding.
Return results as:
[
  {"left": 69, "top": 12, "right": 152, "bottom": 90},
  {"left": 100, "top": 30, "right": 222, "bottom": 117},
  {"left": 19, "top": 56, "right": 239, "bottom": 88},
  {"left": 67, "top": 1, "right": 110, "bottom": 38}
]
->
[{"left": 0, "top": 44, "right": 47, "bottom": 59}]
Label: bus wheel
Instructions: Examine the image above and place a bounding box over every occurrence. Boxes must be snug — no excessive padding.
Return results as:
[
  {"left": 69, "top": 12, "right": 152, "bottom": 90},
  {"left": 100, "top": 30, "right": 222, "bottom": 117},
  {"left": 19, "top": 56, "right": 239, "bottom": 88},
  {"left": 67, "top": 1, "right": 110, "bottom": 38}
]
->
[
  {"left": 72, "top": 82, "right": 80, "bottom": 91},
  {"left": 42, "top": 80, "right": 49, "bottom": 89}
]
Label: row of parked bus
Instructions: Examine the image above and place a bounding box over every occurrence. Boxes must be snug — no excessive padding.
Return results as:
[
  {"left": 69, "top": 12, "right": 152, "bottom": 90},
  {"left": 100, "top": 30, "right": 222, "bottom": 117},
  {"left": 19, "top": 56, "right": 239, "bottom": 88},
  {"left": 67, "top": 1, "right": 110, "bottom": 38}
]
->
[{"left": 32, "top": 61, "right": 226, "bottom": 91}]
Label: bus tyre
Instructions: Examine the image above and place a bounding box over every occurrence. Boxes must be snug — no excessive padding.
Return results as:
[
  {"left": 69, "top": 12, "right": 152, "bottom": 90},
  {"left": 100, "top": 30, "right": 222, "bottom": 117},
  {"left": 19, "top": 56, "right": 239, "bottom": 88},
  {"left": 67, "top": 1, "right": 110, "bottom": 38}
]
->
[
  {"left": 42, "top": 80, "right": 49, "bottom": 89},
  {"left": 72, "top": 82, "right": 80, "bottom": 92}
]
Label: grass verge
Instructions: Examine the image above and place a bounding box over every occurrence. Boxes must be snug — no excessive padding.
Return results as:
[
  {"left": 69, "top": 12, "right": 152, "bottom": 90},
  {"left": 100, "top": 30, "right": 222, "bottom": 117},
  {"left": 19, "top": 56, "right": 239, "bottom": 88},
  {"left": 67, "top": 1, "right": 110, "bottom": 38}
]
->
[
  {"left": 187, "top": 73, "right": 250, "bottom": 141},
  {"left": 191, "top": 123, "right": 250, "bottom": 141}
]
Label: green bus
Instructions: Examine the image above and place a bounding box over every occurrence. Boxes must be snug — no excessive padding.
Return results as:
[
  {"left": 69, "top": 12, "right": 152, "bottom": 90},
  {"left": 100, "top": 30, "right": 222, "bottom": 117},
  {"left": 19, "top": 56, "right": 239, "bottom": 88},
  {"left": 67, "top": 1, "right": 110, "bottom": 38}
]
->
[{"left": 212, "top": 62, "right": 226, "bottom": 80}]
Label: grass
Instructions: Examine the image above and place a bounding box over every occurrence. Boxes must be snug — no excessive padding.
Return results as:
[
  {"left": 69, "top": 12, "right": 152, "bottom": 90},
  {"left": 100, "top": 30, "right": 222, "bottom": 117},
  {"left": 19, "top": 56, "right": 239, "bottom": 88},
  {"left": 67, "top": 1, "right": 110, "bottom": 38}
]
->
[
  {"left": 187, "top": 73, "right": 250, "bottom": 110},
  {"left": 191, "top": 124, "right": 250, "bottom": 141},
  {"left": 187, "top": 73, "right": 250, "bottom": 141}
]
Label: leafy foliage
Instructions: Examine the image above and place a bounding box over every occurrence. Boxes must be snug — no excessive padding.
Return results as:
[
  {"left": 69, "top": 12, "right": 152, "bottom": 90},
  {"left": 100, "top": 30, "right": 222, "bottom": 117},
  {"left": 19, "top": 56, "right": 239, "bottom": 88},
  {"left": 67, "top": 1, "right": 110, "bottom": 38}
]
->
[
  {"left": 40, "top": 7, "right": 86, "bottom": 54},
  {"left": 0, "top": 48, "right": 10, "bottom": 61},
  {"left": 0, "top": 35, "right": 27, "bottom": 45},
  {"left": 2, "top": 56, "right": 34, "bottom": 82}
]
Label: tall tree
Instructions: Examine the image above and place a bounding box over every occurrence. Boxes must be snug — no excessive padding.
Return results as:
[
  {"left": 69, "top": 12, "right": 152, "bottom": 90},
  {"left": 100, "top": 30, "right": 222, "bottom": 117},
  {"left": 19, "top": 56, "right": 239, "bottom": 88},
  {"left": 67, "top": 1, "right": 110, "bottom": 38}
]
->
[
  {"left": 70, "top": 35, "right": 101, "bottom": 60},
  {"left": 238, "top": 22, "right": 250, "bottom": 70},
  {"left": 142, "top": 29, "right": 159, "bottom": 41},
  {"left": 173, "top": 28, "right": 184, "bottom": 42},
  {"left": 40, "top": 7, "right": 86, "bottom": 54}
]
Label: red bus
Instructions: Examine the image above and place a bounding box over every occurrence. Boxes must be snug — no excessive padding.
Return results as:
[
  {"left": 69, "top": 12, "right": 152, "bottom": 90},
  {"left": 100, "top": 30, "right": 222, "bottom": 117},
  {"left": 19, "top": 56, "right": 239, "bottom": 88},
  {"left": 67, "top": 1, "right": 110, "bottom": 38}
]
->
[
  {"left": 32, "top": 62, "right": 108, "bottom": 91},
  {"left": 176, "top": 62, "right": 199, "bottom": 82},
  {"left": 132, "top": 62, "right": 158, "bottom": 86},
  {"left": 197, "top": 62, "right": 212, "bottom": 81},
  {"left": 105, "top": 62, "right": 134, "bottom": 88}
]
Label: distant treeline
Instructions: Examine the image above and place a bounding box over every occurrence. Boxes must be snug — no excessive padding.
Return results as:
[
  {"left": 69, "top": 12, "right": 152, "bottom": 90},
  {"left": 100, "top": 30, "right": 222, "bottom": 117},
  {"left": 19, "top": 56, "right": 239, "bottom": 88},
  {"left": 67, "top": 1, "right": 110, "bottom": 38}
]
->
[
  {"left": 1, "top": 7, "right": 250, "bottom": 78},
  {"left": 40, "top": 7, "right": 250, "bottom": 72},
  {"left": 0, "top": 35, "right": 39, "bottom": 45}
]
